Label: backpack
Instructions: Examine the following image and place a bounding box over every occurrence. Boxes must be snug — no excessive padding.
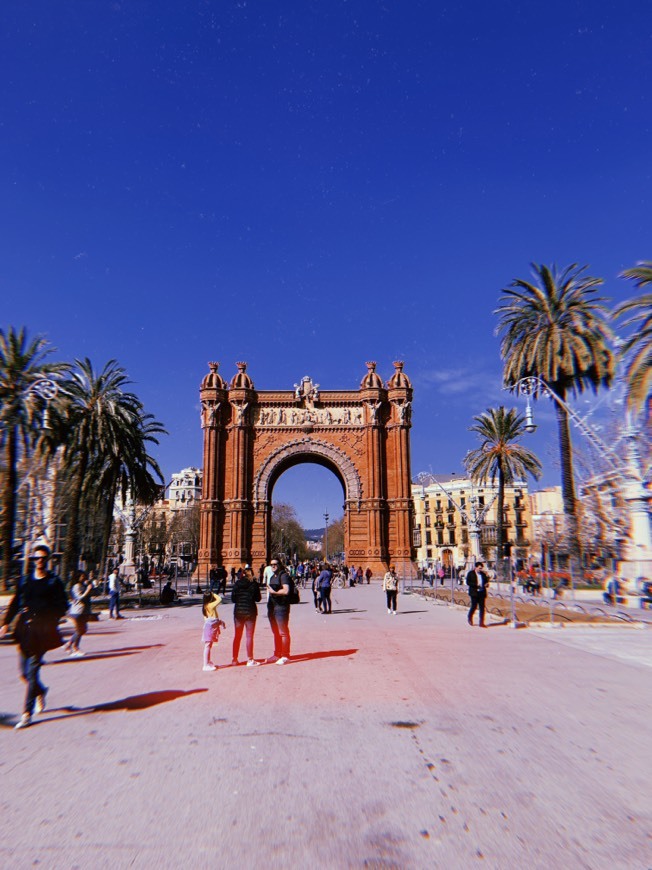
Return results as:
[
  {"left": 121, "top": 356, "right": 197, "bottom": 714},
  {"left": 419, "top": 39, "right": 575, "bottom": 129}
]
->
[{"left": 287, "top": 576, "right": 301, "bottom": 605}]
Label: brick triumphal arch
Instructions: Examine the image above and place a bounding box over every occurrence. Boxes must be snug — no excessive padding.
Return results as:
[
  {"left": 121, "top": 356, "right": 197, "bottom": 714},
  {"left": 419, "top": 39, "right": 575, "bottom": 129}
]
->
[{"left": 197, "top": 361, "right": 415, "bottom": 576}]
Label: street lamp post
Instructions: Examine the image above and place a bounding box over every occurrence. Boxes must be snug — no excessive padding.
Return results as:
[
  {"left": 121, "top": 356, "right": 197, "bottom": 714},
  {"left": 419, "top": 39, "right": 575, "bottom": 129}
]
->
[
  {"left": 514, "top": 376, "right": 651, "bottom": 582},
  {"left": 323, "top": 512, "right": 329, "bottom": 562}
]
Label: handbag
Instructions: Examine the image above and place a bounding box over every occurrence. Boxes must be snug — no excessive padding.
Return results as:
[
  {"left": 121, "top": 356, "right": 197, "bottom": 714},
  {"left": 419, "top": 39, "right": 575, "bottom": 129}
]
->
[{"left": 14, "top": 612, "right": 64, "bottom": 655}]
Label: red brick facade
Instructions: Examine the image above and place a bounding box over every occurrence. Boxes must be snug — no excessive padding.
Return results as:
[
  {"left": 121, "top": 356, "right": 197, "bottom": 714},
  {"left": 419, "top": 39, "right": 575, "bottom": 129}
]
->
[{"left": 198, "top": 361, "right": 416, "bottom": 576}]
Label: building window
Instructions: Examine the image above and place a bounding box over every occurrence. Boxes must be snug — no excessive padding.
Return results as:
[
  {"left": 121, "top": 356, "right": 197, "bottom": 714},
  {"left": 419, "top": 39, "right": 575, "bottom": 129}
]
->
[
  {"left": 437, "top": 531, "right": 443, "bottom": 546},
  {"left": 425, "top": 515, "right": 431, "bottom": 527},
  {"left": 448, "top": 530, "right": 456, "bottom": 545},
  {"left": 436, "top": 500, "right": 441, "bottom": 511},
  {"left": 426, "top": 531, "right": 432, "bottom": 545}
]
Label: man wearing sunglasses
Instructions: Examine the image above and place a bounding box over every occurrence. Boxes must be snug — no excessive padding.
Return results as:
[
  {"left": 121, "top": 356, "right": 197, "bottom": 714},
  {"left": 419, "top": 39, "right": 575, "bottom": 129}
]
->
[
  {"left": 0, "top": 544, "right": 68, "bottom": 729},
  {"left": 266, "top": 559, "right": 292, "bottom": 665}
]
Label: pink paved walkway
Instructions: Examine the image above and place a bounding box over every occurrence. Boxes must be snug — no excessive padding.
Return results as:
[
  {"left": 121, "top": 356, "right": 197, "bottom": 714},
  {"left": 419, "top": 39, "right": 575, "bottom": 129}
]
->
[{"left": 1, "top": 583, "right": 650, "bottom": 868}]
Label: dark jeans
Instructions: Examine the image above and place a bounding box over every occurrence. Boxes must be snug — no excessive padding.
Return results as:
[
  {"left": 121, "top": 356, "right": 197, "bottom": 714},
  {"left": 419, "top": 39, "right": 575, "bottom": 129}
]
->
[
  {"left": 468, "top": 591, "right": 486, "bottom": 625},
  {"left": 320, "top": 587, "right": 332, "bottom": 613},
  {"left": 109, "top": 591, "right": 120, "bottom": 618},
  {"left": 233, "top": 614, "right": 257, "bottom": 660},
  {"left": 19, "top": 650, "right": 46, "bottom": 715},
  {"left": 267, "top": 605, "right": 291, "bottom": 658},
  {"left": 385, "top": 589, "right": 397, "bottom": 611}
]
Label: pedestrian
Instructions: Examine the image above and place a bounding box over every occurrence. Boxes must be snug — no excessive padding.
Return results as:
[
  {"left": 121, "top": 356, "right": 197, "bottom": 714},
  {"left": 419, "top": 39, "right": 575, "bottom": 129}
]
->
[
  {"left": 467, "top": 561, "right": 489, "bottom": 627},
  {"left": 160, "top": 579, "right": 178, "bottom": 605},
  {"left": 231, "top": 565, "right": 261, "bottom": 667},
  {"left": 383, "top": 565, "right": 399, "bottom": 615},
  {"left": 312, "top": 571, "right": 321, "bottom": 612},
  {"left": 355, "top": 566, "right": 363, "bottom": 585},
  {"left": 108, "top": 566, "right": 123, "bottom": 619},
  {"left": 365, "top": 566, "right": 373, "bottom": 584},
  {"left": 266, "top": 558, "right": 292, "bottom": 664},
  {"left": 349, "top": 564, "right": 356, "bottom": 587},
  {"left": 0, "top": 544, "right": 69, "bottom": 730},
  {"left": 202, "top": 591, "right": 226, "bottom": 671},
  {"left": 317, "top": 562, "right": 333, "bottom": 614},
  {"left": 64, "top": 569, "right": 93, "bottom": 657}
]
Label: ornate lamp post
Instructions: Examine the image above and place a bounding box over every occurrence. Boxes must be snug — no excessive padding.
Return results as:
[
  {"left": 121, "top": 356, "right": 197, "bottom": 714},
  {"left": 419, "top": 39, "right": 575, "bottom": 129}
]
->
[
  {"left": 323, "top": 512, "right": 329, "bottom": 562},
  {"left": 514, "top": 376, "right": 651, "bottom": 582}
]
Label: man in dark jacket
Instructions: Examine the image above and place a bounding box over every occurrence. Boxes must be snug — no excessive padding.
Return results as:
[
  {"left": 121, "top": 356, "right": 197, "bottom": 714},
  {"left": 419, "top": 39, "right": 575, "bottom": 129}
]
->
[
  {"left": 0, "top": 544, "right": 68, "bottom": 729},
  {"left": 466, "top": 561, "right": 489, "bottom": 627},
  {"left": 266, "top": 559, "right": 292, "bottom": 664}
]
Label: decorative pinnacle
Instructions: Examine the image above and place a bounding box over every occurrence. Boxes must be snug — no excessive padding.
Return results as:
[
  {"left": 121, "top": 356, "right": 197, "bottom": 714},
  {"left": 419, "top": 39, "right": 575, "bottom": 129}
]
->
[
  {"left": 366, "top": 361, "right": 377, "bottom": 371},
  {"left": 236, "top": 361, "right": 247, "bottom": 372},
  {"left": 393, "top": 361, "right": 404, "bottom": 371},
  {"left": 208, "top": 362, "right": 220, "bottom": 372}
]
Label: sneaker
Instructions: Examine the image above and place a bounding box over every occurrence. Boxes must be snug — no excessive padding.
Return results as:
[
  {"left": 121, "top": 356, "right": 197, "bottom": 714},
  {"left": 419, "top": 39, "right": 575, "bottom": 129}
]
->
[
  {"left": 34, "top": 690, "right": 48, "bottom": 715},
  {"left": 70, "top": 650, "right": 85, "bottom": 658},
  {"left": 15, "top": 713, "right": 32, "bottom": 730},
  {"left": 275, "top": 657, "right": 289, "bottom": 666},
  {"left": 246, "top": 659, "right": 260, "bottom": 667},
  {"left": 202, "top": 664, "right": 217, "bottom": 671},
  {"left": 388, "top": 609, "right": 391, "bottom": 614},
  {"left": 267, "top": 656, "right": 279, "bottom": 663}
]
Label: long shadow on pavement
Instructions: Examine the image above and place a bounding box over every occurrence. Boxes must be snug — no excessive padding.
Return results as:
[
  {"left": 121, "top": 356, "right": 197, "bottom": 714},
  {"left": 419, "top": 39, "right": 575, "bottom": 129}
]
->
[
  {"left": 1, "top": 689, "right": 208, "bottom": 729},
  {"left": 285, "top": 648, "right": 358, "bottom": 664}
]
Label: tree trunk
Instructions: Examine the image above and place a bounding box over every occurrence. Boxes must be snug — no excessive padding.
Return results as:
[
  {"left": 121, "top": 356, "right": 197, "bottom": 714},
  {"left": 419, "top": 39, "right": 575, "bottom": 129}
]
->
[
  {"left": 553, "top": 396, "right": 582, "bottom": 578},
  {"left": 0, "top": 427, "right": 18, "bottom": 591},
  {"left": 60, "top": 449, "right": 88, "bottom": 585},
  {"left": 496, "top": 464, "right": 505, "bottom": 579}
]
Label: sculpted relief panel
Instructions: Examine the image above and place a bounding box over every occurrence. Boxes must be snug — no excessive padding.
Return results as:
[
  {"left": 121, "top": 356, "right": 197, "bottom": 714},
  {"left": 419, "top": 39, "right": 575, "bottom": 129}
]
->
[{"left": 255, "top": 405, "right": 363, "bottom": 427}]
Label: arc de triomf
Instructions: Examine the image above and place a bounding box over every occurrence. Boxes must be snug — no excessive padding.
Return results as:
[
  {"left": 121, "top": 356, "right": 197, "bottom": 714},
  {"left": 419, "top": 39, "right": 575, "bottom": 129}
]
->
[{"left": 197, "top": 360, "right": 416, "bottom": 576}]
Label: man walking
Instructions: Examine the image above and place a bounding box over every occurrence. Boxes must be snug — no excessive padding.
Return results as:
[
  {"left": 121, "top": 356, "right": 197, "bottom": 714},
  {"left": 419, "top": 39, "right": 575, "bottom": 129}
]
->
[
  {"left": 467, "top": 561, "right": 489, "bottom": 627},
  {"left": 108, "top": 566, "right": 122, "bottom": 619},
  {"left": 0, "top": 544, "right": 68, "bottom": 729}
]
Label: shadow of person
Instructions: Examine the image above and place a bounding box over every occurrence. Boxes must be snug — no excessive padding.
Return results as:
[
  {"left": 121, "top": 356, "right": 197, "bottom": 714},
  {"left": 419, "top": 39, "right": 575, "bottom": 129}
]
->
[
  {"left": 285, "top": 648, "right": 358, "bottom": 664},
  {"left": 51, "top": 689, "right": 209, "bottom": 721},
  {"left": 2, "top": 689, "right": 209, "bottom": 729}
]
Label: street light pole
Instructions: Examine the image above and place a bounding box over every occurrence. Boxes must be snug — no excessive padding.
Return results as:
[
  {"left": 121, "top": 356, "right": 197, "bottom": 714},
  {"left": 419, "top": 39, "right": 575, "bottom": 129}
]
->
[
  {"left": 514, "top": 376, "right": 651, "bottom": 581},
  {"left": 323, "top": 512, "right": 329, "bottom": 562}
]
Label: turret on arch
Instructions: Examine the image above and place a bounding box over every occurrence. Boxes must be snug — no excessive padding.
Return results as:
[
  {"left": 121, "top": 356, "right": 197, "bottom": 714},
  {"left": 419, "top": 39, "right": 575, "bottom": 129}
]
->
[{"left": 198, "top": 362, "right": 416, "bottom": 575}]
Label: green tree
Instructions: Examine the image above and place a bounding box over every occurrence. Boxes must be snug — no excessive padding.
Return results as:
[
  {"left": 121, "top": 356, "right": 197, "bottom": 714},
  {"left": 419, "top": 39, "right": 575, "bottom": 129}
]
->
[
  {"left": 323, "top": 515, "right": 345, "bottom": 561},
  {"left": 616, "top": 261, "right": 652, "bottom": 415},
  {"left": 0, "top": 327, "right": 68, "bottom": 590},
  {"left": 464, "top": 407, "right": 542, "bottom": 571},
  {"left": 495, "top": 263, "right": 614, "bottom": 576},
  {"left": 271, "top": 503, "right": 308, "bottom": 563},
  {"left": 59, "top": 358, "right": 165, "bottom": 583}
]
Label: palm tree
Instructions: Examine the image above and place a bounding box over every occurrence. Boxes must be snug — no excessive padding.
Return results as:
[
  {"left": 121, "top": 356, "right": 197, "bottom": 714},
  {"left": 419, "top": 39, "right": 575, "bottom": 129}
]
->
[
  {"left": 495, "top": 263, "right": 614, "bottom": 576},
  {"left": 465, "top": 407, "right": 542, "bottom": 571},
  {"left": 0, "top": 327, "right": 68, "bottom": 591},
  {"left": 59, "top": 358, "right": 166, "bottom": 583},
  {"left": 616, "top": 261, "right": 652, "bottom": 415},
  {"left": 92, "top": 412, "right": 166, "bottom": 576}
]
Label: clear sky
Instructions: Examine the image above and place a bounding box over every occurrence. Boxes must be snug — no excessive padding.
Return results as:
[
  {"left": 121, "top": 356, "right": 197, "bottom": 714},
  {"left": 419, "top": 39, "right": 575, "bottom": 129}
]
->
[{"left": 2, "top": 1, "right": 650, "bottom": 528}]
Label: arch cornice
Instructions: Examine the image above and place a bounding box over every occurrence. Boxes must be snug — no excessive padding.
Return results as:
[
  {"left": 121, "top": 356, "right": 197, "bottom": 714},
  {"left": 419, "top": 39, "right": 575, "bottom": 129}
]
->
[{"left": 253, "top": 437, "right": 362, "bottom": 504}]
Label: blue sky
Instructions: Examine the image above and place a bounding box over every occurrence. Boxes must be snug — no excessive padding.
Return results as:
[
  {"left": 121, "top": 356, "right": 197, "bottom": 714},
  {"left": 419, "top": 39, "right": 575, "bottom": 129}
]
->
[{"left": 2, "top": 1, "right": 650, "bottom": 527}]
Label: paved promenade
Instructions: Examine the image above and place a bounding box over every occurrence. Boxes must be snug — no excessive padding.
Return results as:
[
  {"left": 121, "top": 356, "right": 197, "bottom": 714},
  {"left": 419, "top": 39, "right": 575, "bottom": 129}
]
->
[{"left": 1, "top": 584, "right": 650, "bottom": 869}]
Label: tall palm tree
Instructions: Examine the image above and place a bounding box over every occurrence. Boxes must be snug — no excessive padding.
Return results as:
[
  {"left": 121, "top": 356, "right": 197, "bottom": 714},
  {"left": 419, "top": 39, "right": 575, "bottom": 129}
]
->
[
  {"left": 59, "top": 358, "right": 165, "bottom": 583},
  {"left": 495, "top": 263, "right": 614, "bottom": 576},
  {"left": 616, "top": 261, "right": 652, "bottom": 415},
  {"left": 0, "top": 327, "right": 68, "bottom": 591},
  {"left": 465, "top": 407, "right": 542, "bottom": 569},
  {"left": 93, "top": 412, "right": 166, "bottom": 576}
]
